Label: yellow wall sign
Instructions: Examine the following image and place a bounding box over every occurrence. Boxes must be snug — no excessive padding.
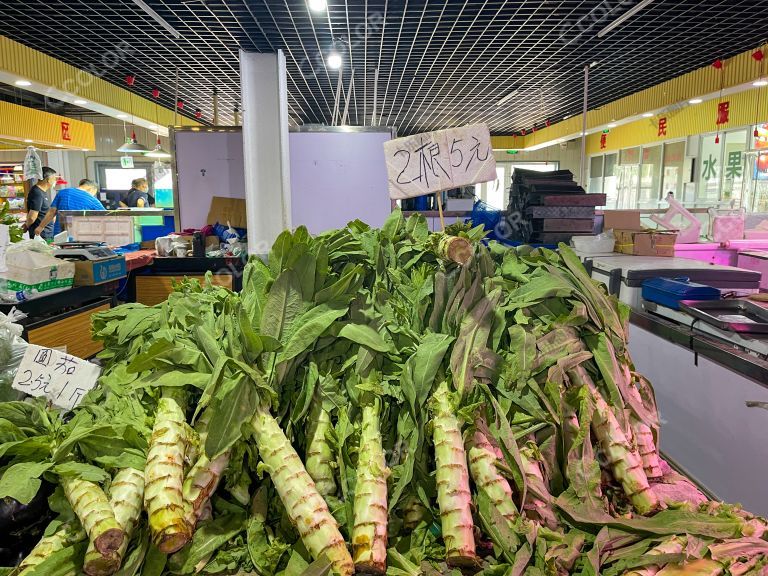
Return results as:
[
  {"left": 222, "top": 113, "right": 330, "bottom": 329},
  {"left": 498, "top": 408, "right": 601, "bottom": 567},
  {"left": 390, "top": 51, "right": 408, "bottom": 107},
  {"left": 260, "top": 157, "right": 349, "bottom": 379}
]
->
[{"left": 0, "top": 101, "right": 95, "bottom": 150}]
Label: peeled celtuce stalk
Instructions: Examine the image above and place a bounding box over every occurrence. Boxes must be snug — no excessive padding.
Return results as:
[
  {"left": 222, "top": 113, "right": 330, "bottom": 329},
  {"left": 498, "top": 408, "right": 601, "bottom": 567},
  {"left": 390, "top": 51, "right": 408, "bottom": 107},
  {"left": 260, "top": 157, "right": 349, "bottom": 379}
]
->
[
  {"left": 144, "top": 389, "right": 193, "bottom": 554},
  {"left": 250, "top": 409, "right": 354, "bottom": 576},
  {"left": 623, "top": 536, "right": 686, "bottom": 576},
  {"left": 305, "top": 396, "right": 337, "bottom": 498},
  {"left": 183, "top": 409, "right": 231, "bottom": 528},
  {"left": 17, "top": 523, "right": 85, "bottom": 575},
  {"left": 436, "top": 234, "right": 473, "bottom": 265},
  {"left": 631, "top": 417, "right": 663, "bottom": 479},
  {"left": 430, "top": 381, "right": 476, "bottom": 567},
  {"left": 588, "top": 382, "right": 658, "bottom": 515},
  {"left": 519, "top": 445, "right": 559, "bottom": 530},
  {"left": 83, "top": 468, "right": 145, "bottom": 576},
  {"left": 466, "top": 426, "right": 518, "bottom": 526},
  {"left": 352, "top": 400, "right": 390, "bottom": 574},
  {"left": 61, "top": 477, "right": 124, "bottom": 555}
]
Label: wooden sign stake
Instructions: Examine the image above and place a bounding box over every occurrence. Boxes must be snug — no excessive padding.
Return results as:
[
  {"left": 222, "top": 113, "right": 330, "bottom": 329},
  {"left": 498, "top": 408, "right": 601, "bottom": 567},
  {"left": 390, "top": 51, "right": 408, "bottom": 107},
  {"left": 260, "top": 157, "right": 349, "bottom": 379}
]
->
[{"left": 435, "top": 192, "right": 446, "bottom": 230}]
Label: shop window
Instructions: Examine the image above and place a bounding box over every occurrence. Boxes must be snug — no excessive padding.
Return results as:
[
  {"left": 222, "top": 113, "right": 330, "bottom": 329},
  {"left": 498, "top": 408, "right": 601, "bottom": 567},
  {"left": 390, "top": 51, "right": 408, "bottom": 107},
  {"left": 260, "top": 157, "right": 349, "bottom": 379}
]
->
[
  {"left": 721, "top": 129, "right": 747, "bottom": 205},
  {"left": 696, "top": 134, "right": 723, "bottom": 207},
  {"left": 639, "top": 145, "right": 662, "bottom": 208},
  {"left": 744, "top": 123, "right": 768, "bottom": 211},
  {"left": 589, "top": 156, "right": 603, "bottom": 194},
  {"left": 661, "top": 141, "right": 685, "bottom": 200},
  {"left": 603, "top": 153, "right": 618, "bottom": 208},
  {"left": 616, "top": 147, "right": 640, "bottom": 208},
  {"left": 103, "top": 168, "right": 147, "bottom": 191}
]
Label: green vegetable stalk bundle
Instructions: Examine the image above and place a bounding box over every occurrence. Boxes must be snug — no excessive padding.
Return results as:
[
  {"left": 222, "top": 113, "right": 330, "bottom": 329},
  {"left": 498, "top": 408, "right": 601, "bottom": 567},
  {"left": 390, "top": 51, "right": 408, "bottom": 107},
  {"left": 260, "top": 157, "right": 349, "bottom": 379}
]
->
[{"left": 1, "top": 211, "right": 766, "bottom": 576}]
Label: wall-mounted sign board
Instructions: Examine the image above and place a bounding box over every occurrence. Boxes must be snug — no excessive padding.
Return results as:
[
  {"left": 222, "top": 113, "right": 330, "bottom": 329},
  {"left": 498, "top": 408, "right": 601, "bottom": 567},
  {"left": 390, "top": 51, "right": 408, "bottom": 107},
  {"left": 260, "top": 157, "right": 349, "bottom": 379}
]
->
[{"left": 383, "top": 123, "right": 496, "bottom": 199}]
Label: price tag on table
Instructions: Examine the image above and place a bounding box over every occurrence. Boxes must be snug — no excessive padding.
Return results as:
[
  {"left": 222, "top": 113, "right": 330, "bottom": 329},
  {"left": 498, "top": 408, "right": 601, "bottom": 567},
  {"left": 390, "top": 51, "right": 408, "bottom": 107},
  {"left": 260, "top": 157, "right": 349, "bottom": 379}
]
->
[{"left": 12, "top": 345, "right": 101, "bottom": 410}]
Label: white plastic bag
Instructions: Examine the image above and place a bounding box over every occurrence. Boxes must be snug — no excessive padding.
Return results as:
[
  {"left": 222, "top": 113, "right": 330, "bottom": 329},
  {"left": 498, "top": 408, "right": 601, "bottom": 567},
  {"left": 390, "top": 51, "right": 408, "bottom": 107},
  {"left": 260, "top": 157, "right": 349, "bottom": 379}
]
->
[
  {"left": 23, "top": 146, "right": 42, "bottom": 181},
  {"left": 0, "top": 308, "right": 28, "bottom": 401}
]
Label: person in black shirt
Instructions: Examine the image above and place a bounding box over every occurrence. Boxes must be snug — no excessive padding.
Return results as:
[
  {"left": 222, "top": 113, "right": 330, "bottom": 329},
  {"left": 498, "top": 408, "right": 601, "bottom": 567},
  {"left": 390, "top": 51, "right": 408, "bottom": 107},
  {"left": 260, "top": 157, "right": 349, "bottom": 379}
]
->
[
  {"left": 25, "top": 166, "right": 57, "bottom": 240},
  {"left": 121, "top": 177, "right": 154, "bottom": 208}
]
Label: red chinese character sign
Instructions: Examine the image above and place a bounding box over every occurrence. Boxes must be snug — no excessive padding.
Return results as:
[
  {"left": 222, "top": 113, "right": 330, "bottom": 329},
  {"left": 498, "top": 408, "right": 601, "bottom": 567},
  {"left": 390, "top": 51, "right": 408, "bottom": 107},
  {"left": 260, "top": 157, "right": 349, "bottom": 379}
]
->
[
  {"left": 717, "top": 101, "right": 730, "bottom": 125},
  {"left": 383, "top": 123, "right": 496, "bottom": 200},
  {"left": 600, "top": 133, "right": 607, "bottom": 150},
  {"left": 658, "top": 117, "right": 667, "bottom": 137},
  {"left": 60, "top": 122, "right": 71, "bottom": 141}
]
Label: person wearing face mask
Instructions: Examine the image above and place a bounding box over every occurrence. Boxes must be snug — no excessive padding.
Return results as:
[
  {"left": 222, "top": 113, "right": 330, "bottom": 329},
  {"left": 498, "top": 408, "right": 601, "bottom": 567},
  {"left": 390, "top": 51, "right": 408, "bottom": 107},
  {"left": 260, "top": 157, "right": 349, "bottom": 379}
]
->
[
  {"left": 120, "top": 177, "right": 154, "bottom": 208},
  {"left": 25, "top": 166, "right": 57, "bottom": 240}
]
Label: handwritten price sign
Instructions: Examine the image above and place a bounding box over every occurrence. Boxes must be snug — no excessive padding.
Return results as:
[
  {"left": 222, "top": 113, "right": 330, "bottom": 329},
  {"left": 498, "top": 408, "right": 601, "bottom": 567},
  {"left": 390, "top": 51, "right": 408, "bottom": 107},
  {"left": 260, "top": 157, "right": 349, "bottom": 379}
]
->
[
  {"left": 383, "top": 123, "right": 497, "bottom": 200},
  {"left": 12, "top": 345, "right": 101, "bottom": 410}
]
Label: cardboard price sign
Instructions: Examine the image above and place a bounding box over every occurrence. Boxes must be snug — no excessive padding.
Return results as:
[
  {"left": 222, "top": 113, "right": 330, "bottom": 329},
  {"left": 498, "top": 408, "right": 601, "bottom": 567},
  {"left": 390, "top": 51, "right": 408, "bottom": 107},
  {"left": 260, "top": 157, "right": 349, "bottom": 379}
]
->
[
  {"left": 383, "top": 123, "right": 496, "bottom": 200},
  {"left": 12, "top": 345, "right": 101, "bottom": 410}
]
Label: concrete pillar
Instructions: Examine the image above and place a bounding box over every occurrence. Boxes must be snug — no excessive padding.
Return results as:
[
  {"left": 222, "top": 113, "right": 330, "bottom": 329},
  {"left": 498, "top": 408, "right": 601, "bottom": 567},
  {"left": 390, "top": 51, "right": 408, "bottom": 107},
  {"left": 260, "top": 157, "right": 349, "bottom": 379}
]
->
[{"left": 239, "top": 50, "right": 292, "bottom": 256}]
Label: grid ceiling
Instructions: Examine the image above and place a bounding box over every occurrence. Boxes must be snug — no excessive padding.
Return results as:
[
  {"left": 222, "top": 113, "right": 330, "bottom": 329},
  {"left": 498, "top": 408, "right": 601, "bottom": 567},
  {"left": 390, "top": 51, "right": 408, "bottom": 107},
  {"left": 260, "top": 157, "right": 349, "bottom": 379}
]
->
[{"left": 1, "top": 0, "right": 766, "bottom": 134}]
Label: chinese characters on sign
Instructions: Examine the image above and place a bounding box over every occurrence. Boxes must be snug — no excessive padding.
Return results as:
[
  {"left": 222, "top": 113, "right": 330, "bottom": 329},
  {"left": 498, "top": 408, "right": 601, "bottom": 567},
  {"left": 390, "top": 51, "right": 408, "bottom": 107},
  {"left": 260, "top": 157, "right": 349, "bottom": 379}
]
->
[
  {"left": 702, "top": 154, "right": 718, "bottom": 181},
  {"left": 725, "top": 151, "right": 743, "bottom": 179},
  {"left": 658, "top": 117, "right": 667, "bottom": 137},
  {"left": 12, "top": 345, "right": 101, "bottom": 410},
  {"left": 60, "top": 121, "right": 71, "bottom": 141},
  {"left": 716, "top": 101, "right": 730, "bottom": 125},
  {"left": 383, "top": 124, "right": 496, "bottom": 199},
  {"left": 600, "top": 133, "right": 607, "bottom": 150}
]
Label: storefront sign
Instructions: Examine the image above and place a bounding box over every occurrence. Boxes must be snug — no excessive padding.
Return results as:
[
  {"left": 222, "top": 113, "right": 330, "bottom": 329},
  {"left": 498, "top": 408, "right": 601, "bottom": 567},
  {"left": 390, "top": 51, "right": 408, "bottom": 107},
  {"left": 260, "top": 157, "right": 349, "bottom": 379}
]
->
[
  {"left": 717, "top": 101, "right": 730, "bottom": 125},
  {"left": 600, "top": 133, "right": 607, "bottom": 149},
  {"left": 702, "top": 154, "right": 718, "bottom": 181},
  {"left": 725, "top": 151, "right": 743, "bottom": 179},
  {"left": 120, "top": 155, "right": 135, "bottom": 169},
  {"left": 60, "top": 121, "right": 71, "bottom": 141},
  {"left": 12, "top": 344, "right": 101, "bottom": 410},
  {"left": 658, "top": 117, "right": 667, "bottom": 137},
  {"left": 383, "top": 123, "right": 496, "bottom": 199}
]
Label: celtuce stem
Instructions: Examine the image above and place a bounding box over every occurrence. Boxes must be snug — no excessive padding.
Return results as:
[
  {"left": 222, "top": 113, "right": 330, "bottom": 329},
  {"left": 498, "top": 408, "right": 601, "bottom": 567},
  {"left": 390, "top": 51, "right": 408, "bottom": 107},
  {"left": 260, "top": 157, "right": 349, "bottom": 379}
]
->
[
  {"left": 467, "top": 427, "right": 519, "bottom": 526},
  {"left": 144, "top": 390, "right": 192, "bottom": 554},
  {"left": 631, "top": 417, "right": 663, "bottom": 479},
  {"left": 250, "top": 408, "right": 354, "bottom": 576},
  {"left": 352, "top": 400, "right": 389, "bottom": 574},
  {"left": 17, "top": 523, "right": 85, "bottom": 575},
  {"left": 305, "top": 397, "right": 337, "bottom": 498},
  {"left": 431, "top": 381, "right": 476, "bottom": 567},
  {"left": 61, "top": 477, "right": 124, "bottom": 555},
  {"left": 83, "top": 467, "right": 145, "bottom": 576}
]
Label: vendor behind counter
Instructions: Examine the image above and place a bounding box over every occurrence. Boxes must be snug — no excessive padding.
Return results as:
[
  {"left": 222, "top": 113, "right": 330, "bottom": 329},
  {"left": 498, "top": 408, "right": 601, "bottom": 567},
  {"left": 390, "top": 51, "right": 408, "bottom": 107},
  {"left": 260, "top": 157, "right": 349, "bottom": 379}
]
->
[
  {"left": 121, "top": 178, "right": 156, "bottom": 208},
  {"left": 33, "top": 179, "right": 105, "bottom": 237}
]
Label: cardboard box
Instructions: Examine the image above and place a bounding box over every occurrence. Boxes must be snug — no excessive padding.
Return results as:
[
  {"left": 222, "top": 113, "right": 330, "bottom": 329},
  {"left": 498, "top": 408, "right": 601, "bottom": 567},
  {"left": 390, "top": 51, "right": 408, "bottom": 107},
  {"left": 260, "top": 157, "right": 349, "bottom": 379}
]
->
[
  {"left": 207, "top": 197, "right": 247, "bottom": 228},
  {"left": 603, "top": 210, "right": 642, "bottom": 231},
  {"left": 614, "top": 229, "right": 678, "bottom": 257},
  {"left": 73, "top": 256, "right": 127, "bottom": 286},
  {"left": 0, "top": 249, "right": 75, "bottom": 299}
]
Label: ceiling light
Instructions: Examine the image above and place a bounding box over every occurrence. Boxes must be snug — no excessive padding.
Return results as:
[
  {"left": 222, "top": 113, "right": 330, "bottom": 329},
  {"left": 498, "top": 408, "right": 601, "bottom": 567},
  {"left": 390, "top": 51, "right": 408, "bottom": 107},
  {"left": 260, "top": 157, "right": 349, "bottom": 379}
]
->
[
  {"left": 597, "top": 0, "right": 655, "bottom": 38},
  {"left": 688, "top": 98, "right": 703, "bottom": 104},
  {"left": 117, "top": 114, "right": 128, "bottom": 119},
  {"left": 148, "top": 124, "right": 157, "bottom": 130},
  {"left": 308, "top": 0, "right": 327, "bottom": 11},
  {"left": 589, "top": 61, "right": 599, "bottom": 68},
  {"left": 55, "top": 144, "right": 64, "bottom": 148},
  {"left": 24, "top": 139, "right": 33, "bottom": 143},
  {"left": 117, "top": 133, "right": 149, "bottom": 154},
  {"left": 754, "top": 79, "right": 768, "bottom": 87},
  {"left": 497, "top": 88, "right": 519, "bottom": 106},
  {"left": 642, "top": 112, "right": 653, "bottom": 118},
  {"left": 327, "top": 51, "right": 342, "bottom": 70},
  {"left": 132, "top": 0, "right": 181, "bottom": 38},
  {"left": 82, "top": 148, "right": 89, "bottom": 152},
  {"left": 607, "top": 123, "right": 617, "bottom": 128},
  {"left": 145, "top": 144, "right": 171, "bottom": 159},
  {"left": 563, "top": 114, "right": 571, "bottom": 120},
  {"left": 73, "top": 99, "right": 88, "bottom": 105},
  {"left": 14, "top": 80, "right": 31, "bottom": 86}
]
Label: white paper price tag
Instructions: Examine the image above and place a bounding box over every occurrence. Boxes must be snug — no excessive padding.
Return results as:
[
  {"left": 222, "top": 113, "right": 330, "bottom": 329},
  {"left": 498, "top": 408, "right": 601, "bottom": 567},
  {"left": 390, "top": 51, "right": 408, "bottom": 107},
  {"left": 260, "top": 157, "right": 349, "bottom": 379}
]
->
[{"left": 12, "top": 345, "right": 101, "bottom": 410}]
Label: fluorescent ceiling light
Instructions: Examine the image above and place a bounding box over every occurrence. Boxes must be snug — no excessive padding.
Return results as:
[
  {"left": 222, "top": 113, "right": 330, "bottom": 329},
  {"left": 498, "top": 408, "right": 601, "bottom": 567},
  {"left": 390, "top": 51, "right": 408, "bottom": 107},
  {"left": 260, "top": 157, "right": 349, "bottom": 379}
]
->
[
  {"left": 308, "top": 0, "right": 327, "bottom": 11},
  {"left": 597, "top": 0, "right": 655, "bottom": 38},
  {"left": 81, "top": 148, "right": 89, "bottom": 152},
  {"left": 589, "top": 61, "right": 599, "bottom": 68},
  {"left": 14, "top": 80, "right": 31, "bottom": 86},
  {"left": 24, "top": 139, "right": 33, "bottom": 143},
  {"left": 55, "top": 144, "right": 64, "bottom": 148},
  {"left": 327, "top": 51, "right": 342, "bottom": 69},
  {"left": 754, "top": 79, "right": 768, "bottom": 87},
  {"left": 688, "top": 98, "right": 703, "bottom": 104},
  {"left": 607, "top": 123, "right": 617, "bottom": 128},
  {"left": 563, "top": 114, "right": 571, "bottom": 120},
  {"left": 132, "top": 0, "right": 181, "bottom": 38},
  {"left": 74, "top": 99, "right": 88, "bottom": 105},
  {"left": 496, "top": 88, "right": 519, "bottom": 106},
  {"left": 117, "top": 114, "right": 128, "bottom": 119},
  {"left": 642, "top": 112, "right": 653, "bottom": 118}
]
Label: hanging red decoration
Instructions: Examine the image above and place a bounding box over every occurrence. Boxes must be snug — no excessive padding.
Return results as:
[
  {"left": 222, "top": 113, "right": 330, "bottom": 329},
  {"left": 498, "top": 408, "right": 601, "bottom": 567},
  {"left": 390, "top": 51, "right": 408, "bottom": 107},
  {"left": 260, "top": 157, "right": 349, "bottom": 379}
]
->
[
  {"left": 716, "top": 101, "right": 730, "bottom": 125},
  {"left": 195, "top": 109, "right": 202, "bottom": 119},
  {"left": 125, "top": 74, "right": 136, "bottom": 86},
  {"left": 715, "top": 134, "right": 720, "bottom": 144},
  {"left": 753, "top": 49, "right": 765, "bottom": 62},
  {"left": 756, "top": 128, "right": 761, "bottom": 138},
  {"left": 151, "top": 87, "right": 160, "bottom": 99},
  {"left": 712, "top": 59, "right": 723, "bottom": 70},
  {"left": 521, "top": 129, "right": 526, "bottom": 136},
  {"left": 177, "top": 99, "right": 184, "bottom": 110},
  {"left": 546, "top": 119, "right": 551, "bottom": 127}
]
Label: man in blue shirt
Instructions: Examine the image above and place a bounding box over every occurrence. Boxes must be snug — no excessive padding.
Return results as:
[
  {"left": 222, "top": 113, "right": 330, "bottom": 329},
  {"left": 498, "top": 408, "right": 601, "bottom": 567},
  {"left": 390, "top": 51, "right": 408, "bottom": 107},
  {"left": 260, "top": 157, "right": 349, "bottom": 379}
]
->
[{"left": 32, "top": 178, "right": 105, "bottom": 237}]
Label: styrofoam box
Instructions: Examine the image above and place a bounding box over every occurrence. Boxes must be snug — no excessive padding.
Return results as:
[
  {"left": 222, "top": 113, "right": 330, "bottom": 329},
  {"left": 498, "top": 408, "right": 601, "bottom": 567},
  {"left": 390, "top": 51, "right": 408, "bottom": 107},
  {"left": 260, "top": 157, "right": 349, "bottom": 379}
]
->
[{"left": 68, "top": 217, "right": 135, "bottom": 247}]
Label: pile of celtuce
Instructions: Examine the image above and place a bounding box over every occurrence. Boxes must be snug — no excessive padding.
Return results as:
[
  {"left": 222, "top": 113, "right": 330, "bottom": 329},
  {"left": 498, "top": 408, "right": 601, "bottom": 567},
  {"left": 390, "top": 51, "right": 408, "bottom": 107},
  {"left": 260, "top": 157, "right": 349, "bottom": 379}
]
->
[{"left": 1, "top": 210, "right": 767, "bottom": 576}]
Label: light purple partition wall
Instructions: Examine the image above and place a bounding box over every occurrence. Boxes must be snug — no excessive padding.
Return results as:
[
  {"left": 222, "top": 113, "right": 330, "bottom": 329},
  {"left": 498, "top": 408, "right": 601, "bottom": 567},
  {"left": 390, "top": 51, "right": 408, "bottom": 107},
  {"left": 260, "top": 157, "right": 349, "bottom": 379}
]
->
[
  {"left": 172, "top": 128, "right": 246, "bottom": 231},
  {"left": 288, "top": 129, "right": 393, "bottom": 234}
]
